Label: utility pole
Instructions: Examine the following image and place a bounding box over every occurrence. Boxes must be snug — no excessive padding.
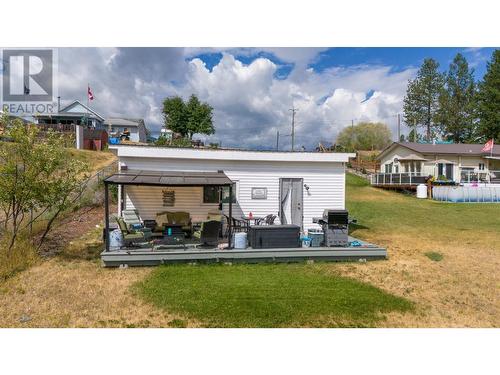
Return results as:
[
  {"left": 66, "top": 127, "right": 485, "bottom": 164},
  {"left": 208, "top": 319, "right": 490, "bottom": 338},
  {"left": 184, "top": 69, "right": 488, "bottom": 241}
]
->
[
  {"left": 350, "top": 119, "right": 355, "bottom": 150},
  {"left": 289, "top": 106, "right": 298, "bottom": 151},
  {"left": 397, "top": 113, "right": 401, "bottom": 141}
]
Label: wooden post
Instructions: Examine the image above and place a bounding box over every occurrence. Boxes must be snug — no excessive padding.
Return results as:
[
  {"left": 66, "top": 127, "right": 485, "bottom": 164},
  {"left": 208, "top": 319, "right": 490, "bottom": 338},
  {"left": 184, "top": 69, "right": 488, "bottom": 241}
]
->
[
  {"left": 104, "top": 182, "right": 110, "bottom": 252},
  {"left": 228, "top": 184, "right": 233, "bottom": 249}
]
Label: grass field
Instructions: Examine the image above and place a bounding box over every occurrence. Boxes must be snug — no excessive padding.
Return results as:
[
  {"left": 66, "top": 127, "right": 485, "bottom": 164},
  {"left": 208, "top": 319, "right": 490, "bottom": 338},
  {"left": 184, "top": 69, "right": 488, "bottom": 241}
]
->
[
  {"left": 133, "top": 173, "right": 499, "bottom": 327},
  {"left": 0, "top": 172, "right": 498, "bottom": 327},
  {"left": 346, "top": 173, "right": 500, "bottom": 247},
  {"left": 68, "top": 149, "right": 116, "bottom": 174},
  {"left": 136, "top": 264, "right": 413, "bottom": 328},
  {"left": 339, "top": 173, "right": 500, "bottom": 327}
]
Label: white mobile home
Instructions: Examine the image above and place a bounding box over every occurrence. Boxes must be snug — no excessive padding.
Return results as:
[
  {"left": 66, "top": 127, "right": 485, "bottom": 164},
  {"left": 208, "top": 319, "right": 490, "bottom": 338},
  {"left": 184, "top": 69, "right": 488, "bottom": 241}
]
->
[{"left": 109, "top": 145, "right": 355, "bottom": 231}]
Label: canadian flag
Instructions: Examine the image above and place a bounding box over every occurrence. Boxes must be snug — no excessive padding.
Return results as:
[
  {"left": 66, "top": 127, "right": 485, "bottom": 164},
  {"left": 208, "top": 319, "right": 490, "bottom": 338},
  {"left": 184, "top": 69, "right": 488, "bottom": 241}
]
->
[
  {"left": 482, "top": 139, "right": 494, "bottom": 152},
  {"left": 88, "top": 85, "right": 94, "bottom": 101}
]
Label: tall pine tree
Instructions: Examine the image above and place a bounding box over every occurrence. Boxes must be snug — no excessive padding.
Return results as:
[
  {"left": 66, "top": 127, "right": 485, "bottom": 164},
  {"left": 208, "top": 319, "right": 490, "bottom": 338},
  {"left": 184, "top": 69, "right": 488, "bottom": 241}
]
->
[
  {"left": 476, "top": 49, "right": 500, "bottom": 142},
  {"left": 403, "top": 58, "right": 444, "bottom": 141},
  {"left": 436, "top": 53, "right": 477, "bottom": 143}
]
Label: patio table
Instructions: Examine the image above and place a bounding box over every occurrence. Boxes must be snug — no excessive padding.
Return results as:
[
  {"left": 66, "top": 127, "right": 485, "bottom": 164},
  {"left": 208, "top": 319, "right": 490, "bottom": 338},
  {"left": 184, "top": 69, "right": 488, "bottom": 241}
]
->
[{"left": 240, "top": 215, "right": 265, "bottom": 229}]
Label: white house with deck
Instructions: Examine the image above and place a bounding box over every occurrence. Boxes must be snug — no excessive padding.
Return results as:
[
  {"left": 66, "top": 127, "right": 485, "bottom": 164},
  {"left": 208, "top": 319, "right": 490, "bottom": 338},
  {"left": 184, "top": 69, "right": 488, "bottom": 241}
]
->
[
  {"left": 109, "top": 145, "right": 355, "bottom": 230},
  {"left": 99, "top": 145, "right": 392, "bottom": 267},
  {"left": 374, "top": 142, "right": 500, "bottom": 185}
]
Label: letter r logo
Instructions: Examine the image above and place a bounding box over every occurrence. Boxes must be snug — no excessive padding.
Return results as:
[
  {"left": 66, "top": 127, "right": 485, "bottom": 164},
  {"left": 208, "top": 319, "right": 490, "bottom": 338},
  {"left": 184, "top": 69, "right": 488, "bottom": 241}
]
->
[{"left": 2, "top": 49, "right": 53, "bottom": 102}]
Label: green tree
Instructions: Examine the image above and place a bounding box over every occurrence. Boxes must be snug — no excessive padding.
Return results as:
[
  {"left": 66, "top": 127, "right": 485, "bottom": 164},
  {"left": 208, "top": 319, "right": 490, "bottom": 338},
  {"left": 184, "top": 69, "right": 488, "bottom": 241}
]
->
[
  {"left": 336, "top": 122, "right": 392, "bottom": 151},
  {"left": 0, "top": 113, "right": 89, "bottom": 251},
  {"left": 435, "top": 53, "right": 477, "bottom": 143},
  {"left": 403, "top": 58, "right": 444, "bottom": 141},
  {"left": 476, "top": 49, "right": 500, "bottom": 142},
  {"left": 162, "top": 95, "right": 214, "bottom": 139},
  {"left": 186, "top": 95, "right": 214, "bottom": 139},
  {"left": 406, "top": 128, "right": 423, "bottom": 143},
  {"left": 162, "top": 96, "right": 187, "bottom": 136}
]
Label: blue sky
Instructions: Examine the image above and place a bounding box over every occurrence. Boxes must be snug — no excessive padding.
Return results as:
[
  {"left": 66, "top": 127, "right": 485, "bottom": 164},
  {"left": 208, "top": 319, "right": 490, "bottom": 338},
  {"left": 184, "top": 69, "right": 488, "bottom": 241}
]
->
[
  {"left": 191, "top": 47, "right": 496, "bottom": 81},
  {"left": 3, "top": 47, "right": 497, "bottom": 150}
]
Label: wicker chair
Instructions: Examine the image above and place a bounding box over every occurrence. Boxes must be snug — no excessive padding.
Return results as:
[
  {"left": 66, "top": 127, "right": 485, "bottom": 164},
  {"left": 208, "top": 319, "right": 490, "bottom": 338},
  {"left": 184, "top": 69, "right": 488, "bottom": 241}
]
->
[{"left": 193, "top": 220, "right": 221, "bottom": 246}]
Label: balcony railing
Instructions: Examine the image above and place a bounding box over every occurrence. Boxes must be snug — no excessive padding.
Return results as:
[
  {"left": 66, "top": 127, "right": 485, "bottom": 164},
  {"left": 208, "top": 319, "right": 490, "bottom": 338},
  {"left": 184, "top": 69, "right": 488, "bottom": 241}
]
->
[
  {"left": 460, "top": 170, "right": 500, "bottom": 184},
  {"left": 370, "top": 172, "right": 427, "bottom": 186}
]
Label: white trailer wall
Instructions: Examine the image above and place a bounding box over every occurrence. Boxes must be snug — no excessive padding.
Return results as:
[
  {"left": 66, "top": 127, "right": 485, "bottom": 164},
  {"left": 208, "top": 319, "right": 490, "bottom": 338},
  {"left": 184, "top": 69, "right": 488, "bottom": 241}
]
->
[{"left": 120, "top": 157, "right": 346, "bottom": 230}]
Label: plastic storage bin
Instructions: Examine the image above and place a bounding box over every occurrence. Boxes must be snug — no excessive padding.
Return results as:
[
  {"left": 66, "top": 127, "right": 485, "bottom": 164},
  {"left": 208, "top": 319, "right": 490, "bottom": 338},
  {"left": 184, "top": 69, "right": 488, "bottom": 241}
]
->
[{"left": 307, "top": 228, "right": 324, "bottom": 247}]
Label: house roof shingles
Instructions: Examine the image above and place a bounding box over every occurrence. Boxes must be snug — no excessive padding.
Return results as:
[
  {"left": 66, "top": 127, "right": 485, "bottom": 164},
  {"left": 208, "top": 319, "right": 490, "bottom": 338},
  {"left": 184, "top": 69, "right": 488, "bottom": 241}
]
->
[{"left": 379, "top": 142, "right": 500, "bottom": 159}]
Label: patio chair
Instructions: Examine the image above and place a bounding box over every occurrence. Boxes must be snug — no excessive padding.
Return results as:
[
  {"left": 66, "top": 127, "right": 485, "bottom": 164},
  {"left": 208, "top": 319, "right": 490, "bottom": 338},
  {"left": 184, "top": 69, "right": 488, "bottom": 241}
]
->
[
  {"left": 115, "top": 217, "right": 151, "bottom": 247},
  {"left": 256, "top": 214, "right": 277, "bottom": 225},
  {"left": 223, "top": 214, "right": 246, "bottom": 237},
  {"left": 122, "top": 209, "right": 142, "bottom": 227},
  {"left": 193, "top": 220, "right": 221, "bottom": 247},
  {"left": 207, "top": 211, "right": 223, "bottom": 237},
  {"left": 122, "top": 209, "right": 153, "bottom": 236}
]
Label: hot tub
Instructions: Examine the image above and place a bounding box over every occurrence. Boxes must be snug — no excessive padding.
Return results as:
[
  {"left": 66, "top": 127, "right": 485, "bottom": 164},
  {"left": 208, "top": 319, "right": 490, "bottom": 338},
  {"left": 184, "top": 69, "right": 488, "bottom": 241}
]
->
[{"left": 432, "top": 184, "right": 500, "bottom": 203}]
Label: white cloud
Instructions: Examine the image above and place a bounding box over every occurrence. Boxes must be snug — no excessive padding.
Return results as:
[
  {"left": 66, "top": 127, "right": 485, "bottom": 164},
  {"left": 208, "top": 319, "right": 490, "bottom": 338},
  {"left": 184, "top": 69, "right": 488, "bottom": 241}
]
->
[{"left": 39, "top": 48, "right": 417, "bottom": 149}]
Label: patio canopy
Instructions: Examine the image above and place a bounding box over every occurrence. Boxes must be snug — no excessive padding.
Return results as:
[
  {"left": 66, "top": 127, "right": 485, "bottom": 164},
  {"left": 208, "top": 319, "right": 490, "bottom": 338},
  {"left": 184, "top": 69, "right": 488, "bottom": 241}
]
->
[
  {"left": 102, "top": 169, "right": 235, "bottom": 251},
  {"left": 104, "top": 169, "right": 234, "bottom": 187}
]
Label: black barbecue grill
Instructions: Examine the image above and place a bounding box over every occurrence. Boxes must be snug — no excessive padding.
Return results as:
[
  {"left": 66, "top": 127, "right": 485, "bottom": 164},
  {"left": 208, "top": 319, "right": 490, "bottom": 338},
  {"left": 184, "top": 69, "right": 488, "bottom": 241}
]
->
[{"left": 312, "top": 209, "right": 349, "bottom": 247}]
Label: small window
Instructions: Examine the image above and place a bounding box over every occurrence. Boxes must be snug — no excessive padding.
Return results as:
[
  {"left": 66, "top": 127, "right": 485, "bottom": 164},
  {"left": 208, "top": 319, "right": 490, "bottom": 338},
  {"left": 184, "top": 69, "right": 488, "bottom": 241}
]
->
[
  {"left": 384, "top": 163, "right": 392, "bottom": 173},
  {"left": 203, "top": 186, "right": 220, "bottom": 204},
  {"left": 479, "top": 163, "right": 485, "bottom": 171}
]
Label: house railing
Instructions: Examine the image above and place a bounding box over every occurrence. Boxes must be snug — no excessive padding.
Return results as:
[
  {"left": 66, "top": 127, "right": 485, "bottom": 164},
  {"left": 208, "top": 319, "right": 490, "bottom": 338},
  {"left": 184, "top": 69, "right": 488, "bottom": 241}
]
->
[
  {"left": 460, "top": 170, "right": 500, "bottom": 184},
  {"left": 370, "top": 172, "right": 427, "bottom": 186},
  {"left": 489, "top": 170, "right": 500, "bottom": 183}
]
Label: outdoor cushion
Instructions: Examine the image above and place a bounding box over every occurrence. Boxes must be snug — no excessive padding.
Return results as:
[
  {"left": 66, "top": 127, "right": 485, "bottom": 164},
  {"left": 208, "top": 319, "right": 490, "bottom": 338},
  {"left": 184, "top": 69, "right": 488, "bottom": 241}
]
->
[
  {"left": 122, "top": 210, "right": 142, "bottom": 227},
  {"left": 167, "top": 211, "right": 190, "bottom": 226},
  {"left": 154, "top": 211, "right": 192, "bottom": 237},
  {"left": 156, "top": 212, "right": 170, "bottom": 226},
  {"left": 116, "top": 217, "right": 129, "bottom": 233},
  {"left": 123, "top": 232, "right": 144, "bottom": 240},
  {"left": 207, "top": 212, "right": 222, "bottom": 221}
]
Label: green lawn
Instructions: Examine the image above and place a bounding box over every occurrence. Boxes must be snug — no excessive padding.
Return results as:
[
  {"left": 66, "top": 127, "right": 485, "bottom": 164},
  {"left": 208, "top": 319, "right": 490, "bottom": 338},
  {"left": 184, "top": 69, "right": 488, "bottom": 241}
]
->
[
  {"left": 135, "top": 263, "right": 413, "bottom": 328},
  {"left": 134, "top": 173, "right": 500, "bottom": 328},
  {"left": 345, "top": 173, "right": 500, "bottom": 245}
]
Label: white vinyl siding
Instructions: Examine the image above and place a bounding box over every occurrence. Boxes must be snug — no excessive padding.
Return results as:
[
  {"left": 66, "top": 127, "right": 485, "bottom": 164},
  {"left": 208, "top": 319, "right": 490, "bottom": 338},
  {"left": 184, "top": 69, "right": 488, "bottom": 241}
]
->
[
  {"left": 125, "top": 185, "right": 218, "bottom": 222},
  {"left": 120, "top": 157, "right": 346, "bottom": 230}
]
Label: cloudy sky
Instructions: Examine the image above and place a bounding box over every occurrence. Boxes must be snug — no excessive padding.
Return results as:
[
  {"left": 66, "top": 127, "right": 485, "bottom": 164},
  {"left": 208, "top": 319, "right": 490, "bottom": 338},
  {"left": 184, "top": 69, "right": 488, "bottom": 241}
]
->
[{"left": 50, "top": 47, "right": 497, "bottom": 149}]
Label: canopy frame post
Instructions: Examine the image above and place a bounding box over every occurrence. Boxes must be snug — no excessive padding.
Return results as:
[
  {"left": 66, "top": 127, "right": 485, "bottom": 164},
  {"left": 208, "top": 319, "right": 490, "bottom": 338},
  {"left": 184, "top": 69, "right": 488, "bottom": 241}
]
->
[
  {"left": 228, "top": 184, "right": 233, "bottom": 249},
  {"left": 104, "top": 181, "right": 110, "bottom": 252}
]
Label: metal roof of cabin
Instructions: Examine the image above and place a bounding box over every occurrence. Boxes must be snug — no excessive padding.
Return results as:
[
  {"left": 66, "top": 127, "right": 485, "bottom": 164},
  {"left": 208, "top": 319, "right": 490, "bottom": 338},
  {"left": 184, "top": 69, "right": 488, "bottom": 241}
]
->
[{"left": 104, "top": 170, "right": 233, "bottom": 186}]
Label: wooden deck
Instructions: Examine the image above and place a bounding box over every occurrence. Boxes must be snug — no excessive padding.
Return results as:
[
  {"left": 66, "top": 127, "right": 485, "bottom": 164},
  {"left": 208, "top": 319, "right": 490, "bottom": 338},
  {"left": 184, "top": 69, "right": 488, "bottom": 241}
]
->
[
  {"left": 372, "top": 184, "right": 418, "bottom": 191},
  {"left": 100, "top": 236, "right": 387, "bottom": 267}
]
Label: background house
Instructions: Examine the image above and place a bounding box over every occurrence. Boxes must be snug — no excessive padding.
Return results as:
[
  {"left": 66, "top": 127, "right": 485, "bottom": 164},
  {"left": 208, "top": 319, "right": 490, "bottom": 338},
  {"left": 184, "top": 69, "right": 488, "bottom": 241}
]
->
[
  {"left": 377, "top": 142, "right": 500, "bottom": 183},
  {"left": 36, "top": 100, "right": 105, "bottom": 128},
  {"left": 104, "top": 117, "right": 148, "bottom": 143}
]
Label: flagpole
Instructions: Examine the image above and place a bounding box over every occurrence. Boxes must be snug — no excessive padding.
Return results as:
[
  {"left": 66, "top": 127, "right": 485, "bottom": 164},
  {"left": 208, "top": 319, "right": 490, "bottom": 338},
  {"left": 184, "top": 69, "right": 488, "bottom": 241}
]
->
[{"left": 87, "top": 83, "right": 89, "bottom": 127}]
